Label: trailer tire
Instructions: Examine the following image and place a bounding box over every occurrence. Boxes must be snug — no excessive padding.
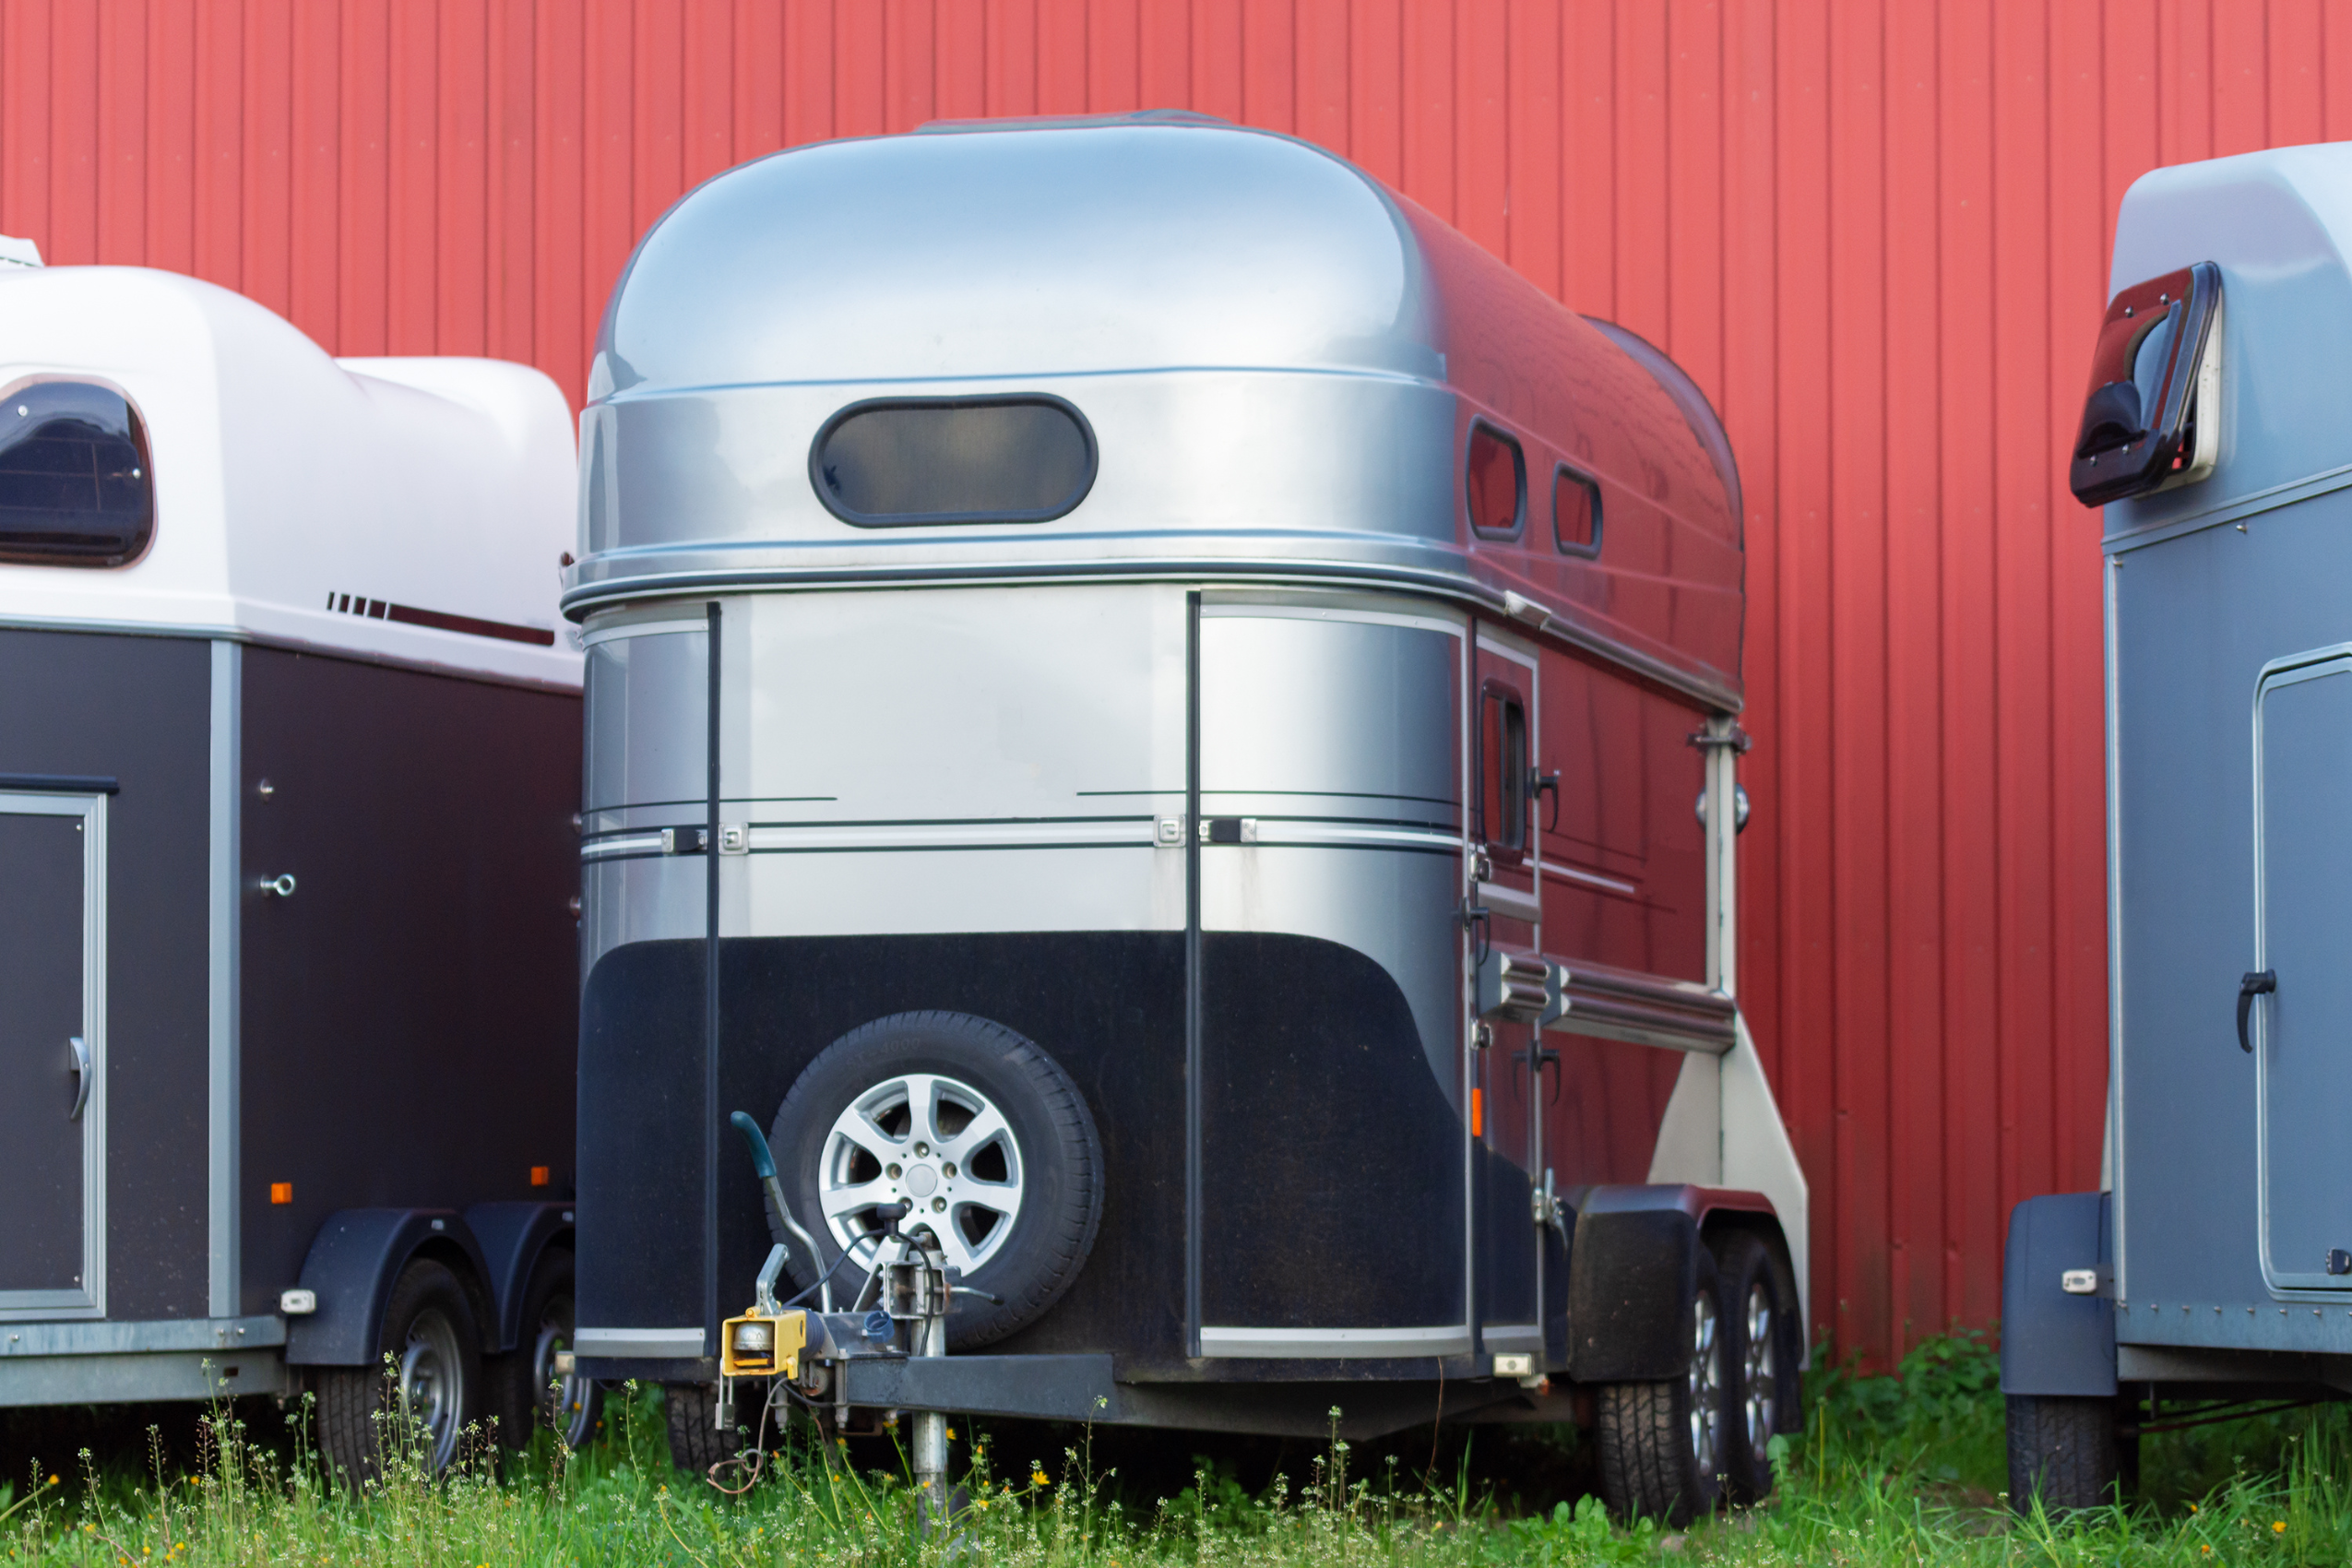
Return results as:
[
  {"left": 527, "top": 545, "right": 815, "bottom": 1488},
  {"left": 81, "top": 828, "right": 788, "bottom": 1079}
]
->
[
  {"left": 2006, "top": 1395, "right": 2119, "bottom": 1515},
  {"left": 663, "top": 1383, "right": 742, "bottom": 1478},
  {"left": 769, "top": 1011, "right": 1104, "bottom": 1348},
  {"left": 1596, "top": 1244, "right": 1729, "bottom": 1525},
  {"left": 1712, "top": 1229, "right": 1800, "bottom": 1503},
  {"left": 315, "top": 1258, "right": 484, "bottom": 1486},
  {"left": 488, "top": 1248, "right": 601, "bottom": 1452}
]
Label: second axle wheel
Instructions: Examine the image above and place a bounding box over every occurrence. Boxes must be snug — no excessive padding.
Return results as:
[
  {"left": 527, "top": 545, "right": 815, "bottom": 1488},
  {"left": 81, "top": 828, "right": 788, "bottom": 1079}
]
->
[{"left": 768, "top": 1011, "right": 1104, "bottom": 1347}]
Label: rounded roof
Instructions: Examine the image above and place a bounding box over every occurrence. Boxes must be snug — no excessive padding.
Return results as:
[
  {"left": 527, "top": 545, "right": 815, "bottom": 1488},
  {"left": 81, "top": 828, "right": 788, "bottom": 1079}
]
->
[
  {"left": 0, "top": 266, "right": 579, "bottom": 689},
  {"left": 595, "top": 113, "right": 1440, "bottom": 399}
]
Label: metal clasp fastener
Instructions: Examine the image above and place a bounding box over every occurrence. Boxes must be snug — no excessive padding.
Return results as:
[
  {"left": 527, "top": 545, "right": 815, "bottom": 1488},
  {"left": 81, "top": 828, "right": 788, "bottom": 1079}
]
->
[{"left": 259, "top": 873, "right": 297, "bottom": 897}]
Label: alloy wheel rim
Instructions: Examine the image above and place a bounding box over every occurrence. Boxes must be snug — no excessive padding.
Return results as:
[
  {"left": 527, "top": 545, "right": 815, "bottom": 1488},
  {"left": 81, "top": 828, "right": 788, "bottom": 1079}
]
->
[
  {"left": 395, "top": 1307, "right": 465, "bottom": 1471},
  {"left": 819, "top": 1072, "right": 1026, "bottom": 1276},
  {"left": 531, "top": 1294, "right": 590, "bottom": 1445},
  {"left": 1744, "top": 1283, "right": 1776, "bottom": 1452},
  {"left": 1688, "top": 1290, "right": 1722, "bottom": 1480}
]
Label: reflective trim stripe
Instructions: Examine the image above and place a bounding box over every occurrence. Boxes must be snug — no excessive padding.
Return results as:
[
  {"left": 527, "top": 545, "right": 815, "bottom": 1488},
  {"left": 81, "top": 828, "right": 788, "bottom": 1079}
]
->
[{"left": 1195, "top": 1324, "right": 1472, "bottom": 1359}]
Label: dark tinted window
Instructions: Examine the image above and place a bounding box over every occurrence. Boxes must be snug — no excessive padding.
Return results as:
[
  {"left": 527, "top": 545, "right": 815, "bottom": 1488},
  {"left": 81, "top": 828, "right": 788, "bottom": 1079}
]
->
[
  {"left": 1478, "top": 684, "right": 1528, "bottom": 860},
  {"left": 1466, "top": 422, "right": 1524, "bottom": 539},
  {"left": 812, "top": 396, "right": 1095, "bottom": 527},
  {"left": 1553, "top": 465, "right": 1601, "bottom": 554},
  {"left": 0, "top": 382, "right": 153, "bottom": 567}
]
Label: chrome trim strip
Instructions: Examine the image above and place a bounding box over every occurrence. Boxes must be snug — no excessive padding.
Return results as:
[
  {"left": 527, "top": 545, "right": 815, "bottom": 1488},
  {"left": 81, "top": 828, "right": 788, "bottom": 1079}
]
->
[
  {"left": 0, "top": 1316, "right": 285, "bottom": 1357},
  {"left": 743, "top": 820, "right": 1155, "bottom": 851},
  {"left": 208, "top": 639, "right": 239, "bottom": 1320},
  {"left": 581, "top": 832, "right": 668, "bottom": 861},
  {"left": 1256, "top": 822, "right": 1461, "bottom": 852},
  {"left": 558, "top": 561, "right": 1742, "bottom": 715},
  {"left": 575, "top": 1327, "right": 707, "bottom": 1357},
  {"left": 1196, "top": 1324, "right": 1473, "bottom": 1359},
  {"left": 1544, "top": 861, "right": 1640, "bottom": 897},
  {"left": 1480, "top": 1324, "right": 1545, "bottom": 1354}
]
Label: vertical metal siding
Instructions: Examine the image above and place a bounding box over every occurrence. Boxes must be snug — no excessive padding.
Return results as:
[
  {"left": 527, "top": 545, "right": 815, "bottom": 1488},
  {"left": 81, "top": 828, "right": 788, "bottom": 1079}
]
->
[{"left": 0, "top": 0, "right": 2321, "bottom": 1368}]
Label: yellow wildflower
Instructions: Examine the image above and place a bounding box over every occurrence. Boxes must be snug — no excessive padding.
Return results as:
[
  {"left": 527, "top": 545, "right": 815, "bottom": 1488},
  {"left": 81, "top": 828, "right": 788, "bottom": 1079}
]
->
[
  {"left": 2275, "top": 1521, "right": 2287, "bottom": 1533},
  {"left": 1032, "top": 1469, "right": 1049, "bottom": 1486}
]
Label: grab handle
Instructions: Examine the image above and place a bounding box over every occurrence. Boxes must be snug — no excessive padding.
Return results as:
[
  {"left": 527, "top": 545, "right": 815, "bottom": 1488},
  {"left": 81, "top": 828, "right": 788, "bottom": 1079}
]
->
[
  {"left": 2238, "top": 970, "right": 2276, "bottom": 1054},
  {"left": 66, "top": 1035, "right": 89, "bottom": 1121}
]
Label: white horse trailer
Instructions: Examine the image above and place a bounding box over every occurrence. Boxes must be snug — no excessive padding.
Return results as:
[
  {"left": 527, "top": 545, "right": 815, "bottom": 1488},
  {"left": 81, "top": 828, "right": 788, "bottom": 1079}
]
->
[
  {"left": 0, "top": 260, "right": 592, "bottom": 1479},
  {"left": 567, "top": 112, "right": 1808, "bottom": 1523}
]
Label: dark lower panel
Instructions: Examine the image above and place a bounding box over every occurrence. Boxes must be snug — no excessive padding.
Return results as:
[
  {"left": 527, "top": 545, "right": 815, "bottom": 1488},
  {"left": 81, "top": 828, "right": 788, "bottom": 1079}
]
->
[
  {"left": 0, "top": 629, "right": 211, "bottom": 1320},
  {"left": 578, "top": 932, "right": 1192, "bottom": 1370},
  {"left": 1199, "top": 931, "right": 1464, "bottom": 1330},
  {"left": 238, "top": 648, "right": 581, "bottom": 1316}
]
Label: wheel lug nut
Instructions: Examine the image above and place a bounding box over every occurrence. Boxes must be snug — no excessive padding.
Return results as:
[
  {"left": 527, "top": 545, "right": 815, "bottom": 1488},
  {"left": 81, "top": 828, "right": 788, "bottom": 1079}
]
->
[
  {"left": 887, "top": 1163, "right": 902, "bottom": 1180},
  {"left": 942, "top": 1162, "right": 956, "bottom": 1179},
  {"left": 914, "top": 1142, "right": 930, "bottom": 1157},
  {"left": 932, "top": 1197, "right": 945, "bottom": 1213}
]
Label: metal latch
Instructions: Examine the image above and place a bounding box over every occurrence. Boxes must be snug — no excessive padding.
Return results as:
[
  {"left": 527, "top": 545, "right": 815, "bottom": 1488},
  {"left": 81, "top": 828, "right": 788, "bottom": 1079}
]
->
[
  {"left": 1155, "top": 816, "right": 1185, "bottom": 846},
  {"left": 2060, "top": 1269, "right": 2099, "bottom": 1295},
  {"left": 1200, "top": 817, "right": 1257, "bottom": 844},
  {"left": 660, "top": 826, "right": 707, "bottom": 855}
]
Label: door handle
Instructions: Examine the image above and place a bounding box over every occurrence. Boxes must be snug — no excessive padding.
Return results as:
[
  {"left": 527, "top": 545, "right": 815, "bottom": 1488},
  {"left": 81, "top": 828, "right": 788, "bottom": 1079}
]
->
[
  {"left": 66, "top": 1035, "right": 89, "bottom": 1121},
  {"left": 2238, "top": 970, "right": 2276, "bottom": 1054}
]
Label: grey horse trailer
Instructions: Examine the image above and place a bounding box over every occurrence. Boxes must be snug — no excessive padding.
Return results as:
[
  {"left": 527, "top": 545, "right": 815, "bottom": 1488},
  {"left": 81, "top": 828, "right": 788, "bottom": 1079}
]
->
[
  {"left": 2005, "top": 143, "right": 2352, "bottom": 1507},
  {"left": 0, "top": 258, "right": 595, "bottom": 1479},
  {"left": 567, "top": 112, "right": 1809, "bottom": 1524}
]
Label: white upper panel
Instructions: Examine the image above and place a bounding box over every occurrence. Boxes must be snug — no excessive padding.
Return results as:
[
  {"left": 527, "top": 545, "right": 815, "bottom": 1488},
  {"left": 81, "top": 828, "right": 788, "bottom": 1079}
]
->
[
  {"left": 0, "top": 266, "right": 580, "bottom": 688},
  {"left": 2108, "top": 144, "right": 2352, "bottom": 540}
]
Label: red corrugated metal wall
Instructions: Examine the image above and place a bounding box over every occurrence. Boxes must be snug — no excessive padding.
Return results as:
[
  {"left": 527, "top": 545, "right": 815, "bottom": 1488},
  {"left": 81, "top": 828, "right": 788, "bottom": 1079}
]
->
[{"left": 1, "top": 0, "right": 2331, "bottom": 1367}]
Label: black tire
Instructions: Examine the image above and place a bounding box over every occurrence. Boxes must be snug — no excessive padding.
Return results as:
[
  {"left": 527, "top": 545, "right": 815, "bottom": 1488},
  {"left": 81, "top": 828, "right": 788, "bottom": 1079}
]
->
[
  {"left": 1713, "top": 1229, "right": 1801, "bottom": 1503},
  {"left": 487, "top": 1248, "right": 602, "bottom": 1451},
  {"left": 315, "top": 1259, "right": 484, "bottom": 1486},
  {"left": 2007, "top": 1394, "right": 2119, "bottom": 1515},
  {"left": 663, "top": 1382, "right": 741, "bottom": 1478},
  {"left": 1596, "top": 1245, "right": 1731, "bottom": 1525},
  {"left": 767, "top": 1011, "right": 1104, "bottom": 1348}
]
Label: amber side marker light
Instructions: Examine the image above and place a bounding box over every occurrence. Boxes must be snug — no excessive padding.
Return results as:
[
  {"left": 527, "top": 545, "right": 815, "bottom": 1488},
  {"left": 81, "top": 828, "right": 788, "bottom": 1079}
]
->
[
  {"left": 268, "top": 1182, "right": 292, "bottom": 1205},
  {"left": 529, "top": 1165, "right": 551, "bottom": 1188},
  {"left": 1470, "top": 1087, "right": 1485, "bottom": 1138}
]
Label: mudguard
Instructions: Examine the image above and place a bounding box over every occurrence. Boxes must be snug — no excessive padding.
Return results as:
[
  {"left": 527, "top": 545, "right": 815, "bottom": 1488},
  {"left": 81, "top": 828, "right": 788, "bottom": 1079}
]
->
[
  {"left": 1999, "top": 1193, "right": 2116, "bottom": 1397},
  {"left": 284, "top": 1208, "right": 494, "bottom": 1365},
  {"left": 1565, "top": 1184, "right": 1782, "bottom": 1383},
  {"left": 465, "top": 1200, "right": 576, "bottom": 1355}
]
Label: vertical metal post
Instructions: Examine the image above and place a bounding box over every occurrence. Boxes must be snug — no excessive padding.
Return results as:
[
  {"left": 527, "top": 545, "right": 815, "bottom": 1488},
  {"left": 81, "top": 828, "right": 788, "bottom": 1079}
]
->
[
  {"left": 1703, "top": 713, "right": 1740, "bottom": 998},
  {"left": 208, "top": 639, "right": 241, "bottom": 1320},
  {"left": 912, "top": 1238, "right": 950, "bottom": 1521},
  {"left": 1182, "top": 591, "right": 1203, "bottom": 1357},
  {"left": 704, "top": 601, "right": 723, "bottom": 1360}
]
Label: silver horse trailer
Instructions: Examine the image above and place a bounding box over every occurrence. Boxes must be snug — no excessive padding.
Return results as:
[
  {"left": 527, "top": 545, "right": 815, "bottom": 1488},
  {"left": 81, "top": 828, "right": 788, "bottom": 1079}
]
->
[
  {"left": 568, "top": 112, "right": 1807, "bottom": 1523},
  {"left": 0, "top": 258, "right": 595, "bottom": 1479},
  {"left": 2006, "top": 144, "right": 2352, "bottom": 1507}
]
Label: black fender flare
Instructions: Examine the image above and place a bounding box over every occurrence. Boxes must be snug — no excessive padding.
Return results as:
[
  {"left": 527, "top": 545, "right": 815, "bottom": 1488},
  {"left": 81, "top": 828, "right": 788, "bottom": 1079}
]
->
[
  {"left": 284, "top": 1208, "right": 493, "bottom": 1366},
  {"left": 1565, "top": 1184, "right": 1788, "bottom": 1383},
  {"left": 1998, "top": 1192, "right": 2115, "bottom": 1397},
  {"left": 464, "top": 1201, "right": 576, "bottom": 1356}
]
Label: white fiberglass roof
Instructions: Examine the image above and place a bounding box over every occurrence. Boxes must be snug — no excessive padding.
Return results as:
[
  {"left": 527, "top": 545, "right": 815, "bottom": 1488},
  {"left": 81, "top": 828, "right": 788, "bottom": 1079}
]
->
[{"left": 0, "top": 265, "right": 579, "bottom": 690}]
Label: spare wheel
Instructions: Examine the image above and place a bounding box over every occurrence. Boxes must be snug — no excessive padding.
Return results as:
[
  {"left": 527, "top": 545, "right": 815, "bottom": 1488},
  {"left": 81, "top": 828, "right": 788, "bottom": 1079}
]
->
[{"left": 767, "top": 1011, "right": 1104, "bottom": 1348}]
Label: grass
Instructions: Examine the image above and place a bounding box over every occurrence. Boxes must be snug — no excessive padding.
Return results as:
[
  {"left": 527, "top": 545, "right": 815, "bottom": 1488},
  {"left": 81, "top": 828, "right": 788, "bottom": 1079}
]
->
[{"left": 1, "top": 1336, "right": 2347, "bottom": 1565}]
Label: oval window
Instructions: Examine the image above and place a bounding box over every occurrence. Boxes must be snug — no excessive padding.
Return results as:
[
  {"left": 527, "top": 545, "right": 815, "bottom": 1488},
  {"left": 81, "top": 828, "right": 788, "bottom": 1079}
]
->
[
  {"left": 0, "top": 381, "right": 154, "bottom": 567},
  {"left": 811, "top": 396, "right": 1096, "bottom": 527},
  {"left": 1466, "top": 422, "right": 1525, "bottom": 539}
]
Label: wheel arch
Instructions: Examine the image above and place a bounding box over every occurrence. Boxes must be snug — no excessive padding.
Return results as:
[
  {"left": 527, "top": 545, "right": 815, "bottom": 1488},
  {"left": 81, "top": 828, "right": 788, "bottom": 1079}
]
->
[
  {"left": 1566, "top": 1184, "right": 1789, "bottom": 1384},
  {"left": 466, "top": 1200, "right": 577, "bottom": 1355},
  {"left": 285, "top": 1207, "right": 496, "bottom": 1366}
]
